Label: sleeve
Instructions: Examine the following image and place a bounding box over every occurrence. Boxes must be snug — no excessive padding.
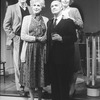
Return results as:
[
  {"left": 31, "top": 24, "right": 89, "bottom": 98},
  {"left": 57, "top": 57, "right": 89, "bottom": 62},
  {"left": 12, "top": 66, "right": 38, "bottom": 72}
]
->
[
  {"left": 72, "top": 8, "right": 83, "bottom": 28},
  {"left": 62, "top": 19, "right": 77, "bottom": 44},
  {"left": 21, "top": 16, "right": 36, "bottom": 42},
  {"left": 69, "top": 8, "right": 83, "bottom": 29},
  {"left": 3, "top": 6, "right": 15, "bottom": 39},
  {"left": 42, "top": 16, "right": 49, "bottom": 38}
]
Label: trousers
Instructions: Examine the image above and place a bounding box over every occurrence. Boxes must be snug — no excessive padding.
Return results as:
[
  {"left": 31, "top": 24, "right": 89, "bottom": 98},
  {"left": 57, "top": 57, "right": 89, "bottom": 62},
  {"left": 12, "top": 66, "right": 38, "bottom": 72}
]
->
[{"left": 13, "top": 37, "right": 21, "bottom": 91}]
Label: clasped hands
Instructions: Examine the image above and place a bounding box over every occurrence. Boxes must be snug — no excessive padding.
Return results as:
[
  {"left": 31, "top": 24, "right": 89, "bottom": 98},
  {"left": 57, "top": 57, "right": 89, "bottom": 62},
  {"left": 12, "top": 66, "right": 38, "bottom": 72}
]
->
[
  {"left": 36, "top": 35, "right": 46, "bottom": 42},
  {"left": 35, "top": 33, "right": 62, "bottom": 42}
]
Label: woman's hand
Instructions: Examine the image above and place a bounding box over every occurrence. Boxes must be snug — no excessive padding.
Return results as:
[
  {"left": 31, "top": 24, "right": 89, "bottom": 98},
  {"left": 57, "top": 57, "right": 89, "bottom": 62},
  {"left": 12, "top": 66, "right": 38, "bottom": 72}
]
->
[
  {"left": 62, "top": 14, "right": 75, "bottom": 22},
  {"left": 37, "top": 36, "right": 47, "bottom": 42}
]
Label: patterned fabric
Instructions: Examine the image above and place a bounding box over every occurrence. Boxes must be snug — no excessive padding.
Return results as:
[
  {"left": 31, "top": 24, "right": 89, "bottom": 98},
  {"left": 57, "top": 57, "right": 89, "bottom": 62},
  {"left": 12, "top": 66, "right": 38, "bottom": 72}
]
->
[{"left": 20, "top": 15, "right": 46, "bottom": 88}]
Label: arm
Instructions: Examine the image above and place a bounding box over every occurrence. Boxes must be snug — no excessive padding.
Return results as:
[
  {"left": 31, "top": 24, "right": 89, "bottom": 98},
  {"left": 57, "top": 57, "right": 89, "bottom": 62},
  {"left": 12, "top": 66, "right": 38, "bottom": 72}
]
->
[
  {"left": 69, "top": 8, "right": 83, "bottom": 42},
  {"left": 61, "top": 19, "right": 77, "bottom": 44},
  {"left": 52, "top": 19, "right": 77, "bottom": 44},
  {"left": 71, "top": 8, "right": 83, "bottom": 28},
  {"left": 21, "top": 16, "right": 36, "bottom": 42},
  {"left": 3, "top": 6, "right": 15, "bottom": 40}
]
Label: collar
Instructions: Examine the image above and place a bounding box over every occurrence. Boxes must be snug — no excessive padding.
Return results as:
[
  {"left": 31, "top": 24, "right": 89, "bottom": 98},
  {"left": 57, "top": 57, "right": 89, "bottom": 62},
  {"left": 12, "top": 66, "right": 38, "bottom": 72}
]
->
[
  {"left": 63, "top": 6, "right": 70, "bottom": 11},
  {"left": 18, "top": 2, "right": 27, "bottom": 10},
  {"left": 55, "top": 14, "right": 63, "bottom": 25},
  {"left": 61, "top": 6, "right": 70, "bottom": 19},
  {"left": 32, "top": 14, "right": 42, "bottom": 21}
]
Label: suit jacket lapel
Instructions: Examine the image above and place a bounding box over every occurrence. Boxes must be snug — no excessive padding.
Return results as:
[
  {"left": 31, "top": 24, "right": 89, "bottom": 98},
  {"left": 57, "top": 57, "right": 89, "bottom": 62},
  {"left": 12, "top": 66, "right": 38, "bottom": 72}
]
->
[
  {"left": 15, "top": 3, "right": 22, "bottom": 21},
  {"left": 55, "top": 18, "right": 63, "bottom": 29},
  {"left": 47, "top": 19, "right": 53, "bottom": 42},
  {"left": 47, "top": 19, "right": 53, "bottom": 32}
]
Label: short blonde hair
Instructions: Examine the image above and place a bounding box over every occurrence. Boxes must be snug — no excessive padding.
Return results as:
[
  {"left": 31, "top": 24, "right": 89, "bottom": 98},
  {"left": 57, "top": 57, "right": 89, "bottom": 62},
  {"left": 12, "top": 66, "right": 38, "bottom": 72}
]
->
[{"left": 30, "top": 0, "right": 45, "bottom": 7}]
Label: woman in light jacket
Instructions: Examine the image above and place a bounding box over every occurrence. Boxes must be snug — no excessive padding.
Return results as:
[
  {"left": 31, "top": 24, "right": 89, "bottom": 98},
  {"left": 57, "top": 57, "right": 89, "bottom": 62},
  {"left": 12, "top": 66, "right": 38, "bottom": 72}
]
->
[
  {"left": 61, "top": 0, "right": 83, "bottom": 97},
  {"left": 20, "top": 0, "right": 48, "bottom": 100}
]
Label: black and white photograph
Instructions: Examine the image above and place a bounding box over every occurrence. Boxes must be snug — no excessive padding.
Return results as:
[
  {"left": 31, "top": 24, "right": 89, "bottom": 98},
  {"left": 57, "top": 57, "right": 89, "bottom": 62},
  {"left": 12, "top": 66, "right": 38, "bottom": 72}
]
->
[{"left": 0, "top": 0, "right": 100, "bottom": 100}]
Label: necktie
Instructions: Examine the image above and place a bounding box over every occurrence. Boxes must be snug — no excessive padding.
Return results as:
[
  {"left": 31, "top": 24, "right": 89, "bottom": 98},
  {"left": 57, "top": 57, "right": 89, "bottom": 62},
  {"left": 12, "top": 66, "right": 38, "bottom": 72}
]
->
[
  {"left": 51, "top": 18, "right": 57, "bottom": 37},
  {"left": 53, "top": 18, "right": 57, "bottom": 28},
  {"left": 21, "top": 4, "right": 26, "bottom": 10}
]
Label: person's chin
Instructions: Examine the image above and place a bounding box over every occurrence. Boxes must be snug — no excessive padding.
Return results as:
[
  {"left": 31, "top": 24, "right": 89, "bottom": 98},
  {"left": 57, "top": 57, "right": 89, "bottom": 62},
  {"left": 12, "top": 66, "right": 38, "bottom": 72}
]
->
[
  {"left": 52, "top": 12, "right": 57, "bottom": 14},
  {"left": 34, "top": 12, "right": 41, "bottom": 15}
]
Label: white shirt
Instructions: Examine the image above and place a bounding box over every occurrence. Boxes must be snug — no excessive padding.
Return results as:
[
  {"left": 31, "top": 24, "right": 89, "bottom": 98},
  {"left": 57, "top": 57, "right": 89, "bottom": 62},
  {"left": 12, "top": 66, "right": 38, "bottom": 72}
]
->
[
  {"left": 18, "top": 2, "right": 27, "bottom": 10},
  {"left": 55, "top": 14, "right": 63, "bottom": 25},
  {"left": 61, "top": 6, "right": 70, "bottom": 19}
]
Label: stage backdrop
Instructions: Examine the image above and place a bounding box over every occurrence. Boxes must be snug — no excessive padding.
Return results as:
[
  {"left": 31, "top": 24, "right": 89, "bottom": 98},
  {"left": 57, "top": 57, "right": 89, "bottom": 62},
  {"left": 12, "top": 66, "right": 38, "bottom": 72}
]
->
[{"left": 1, "top": 0, "right": 100, "bottom": 74}]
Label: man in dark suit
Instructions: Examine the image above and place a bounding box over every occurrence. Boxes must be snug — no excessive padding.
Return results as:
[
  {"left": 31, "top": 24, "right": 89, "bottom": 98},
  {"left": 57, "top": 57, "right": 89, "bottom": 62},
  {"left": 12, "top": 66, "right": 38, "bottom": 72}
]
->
[
  {"left": 46, "top": 0, "right": 77, "bottom": 100},
  {"left": 3, "top": 0, "right": 33, "bottom": 95}
]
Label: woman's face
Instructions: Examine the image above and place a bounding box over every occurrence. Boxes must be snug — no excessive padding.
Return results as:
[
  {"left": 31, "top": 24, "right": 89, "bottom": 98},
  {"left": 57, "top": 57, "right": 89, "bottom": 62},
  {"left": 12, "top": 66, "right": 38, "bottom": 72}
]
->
[
  {"left": 31, "top": 2, "right": 42, "bottom": 15},
  {"left": 18, "top": 0, "right": 27, "bottom": 3},
  {"left": 61, "top": 0, "right": 70, "bottom": 8}
]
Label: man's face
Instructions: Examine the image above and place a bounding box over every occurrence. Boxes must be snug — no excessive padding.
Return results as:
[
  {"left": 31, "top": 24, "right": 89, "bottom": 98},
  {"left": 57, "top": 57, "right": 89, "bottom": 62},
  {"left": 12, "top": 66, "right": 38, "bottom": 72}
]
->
[
  {"left": 51, "top": 1, "right": 62, "bottom": 15},
  {"left": 18, "top": 0, "right": 27, "bottom": 3}
]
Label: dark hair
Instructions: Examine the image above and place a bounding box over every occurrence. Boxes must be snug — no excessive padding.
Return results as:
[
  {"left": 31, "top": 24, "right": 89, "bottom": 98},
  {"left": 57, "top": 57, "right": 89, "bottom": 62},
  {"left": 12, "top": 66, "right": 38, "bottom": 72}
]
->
[{"left": 69, "top": 0, "right": 74, "bottom": 5}]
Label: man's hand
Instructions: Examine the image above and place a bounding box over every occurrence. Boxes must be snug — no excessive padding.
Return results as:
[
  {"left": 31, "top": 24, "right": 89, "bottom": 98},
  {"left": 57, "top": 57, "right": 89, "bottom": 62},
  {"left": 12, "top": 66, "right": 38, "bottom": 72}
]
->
[{"left": 52, "top": 34, "right": 62, "bottom": 41}]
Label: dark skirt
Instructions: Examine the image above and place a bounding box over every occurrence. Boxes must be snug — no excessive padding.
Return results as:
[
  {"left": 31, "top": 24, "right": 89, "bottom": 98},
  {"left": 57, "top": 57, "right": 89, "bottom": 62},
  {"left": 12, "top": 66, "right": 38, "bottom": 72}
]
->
[{"left": 20, "top": 42, "right": 46, "bottom": 89}]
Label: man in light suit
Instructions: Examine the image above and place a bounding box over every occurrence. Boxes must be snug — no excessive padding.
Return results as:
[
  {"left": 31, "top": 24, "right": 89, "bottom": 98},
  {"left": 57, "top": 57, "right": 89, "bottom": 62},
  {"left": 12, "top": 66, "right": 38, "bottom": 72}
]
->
[
  {"left": 46, "top": 0, "right": 77, "bottom": 100},
  {"left": 3, "top": 0, "right": 33, "bottom": 93}
]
